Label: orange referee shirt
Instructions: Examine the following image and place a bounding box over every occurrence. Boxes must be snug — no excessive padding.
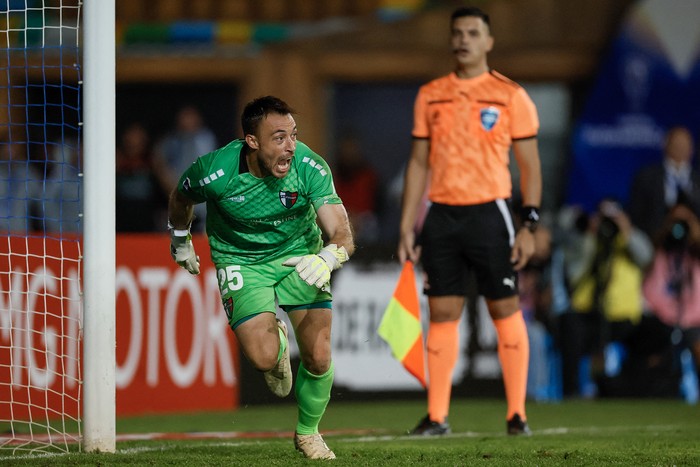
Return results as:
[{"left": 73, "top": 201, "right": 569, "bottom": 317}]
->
[{"left": 412, "top": 70, "right": 539, "bottom": 206}]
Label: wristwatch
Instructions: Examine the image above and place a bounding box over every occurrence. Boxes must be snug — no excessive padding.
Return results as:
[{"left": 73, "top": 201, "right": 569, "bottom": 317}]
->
[{"left": 520, "top": 206, "right": 540, "bottom": 233}]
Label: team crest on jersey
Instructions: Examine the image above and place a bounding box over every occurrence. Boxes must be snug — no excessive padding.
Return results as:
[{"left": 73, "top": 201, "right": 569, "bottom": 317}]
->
[
  {"left": 279, "top": 191, "right": 298, "bottom": 209},
  {"left": 480, "top": 106, "right": 500, "bottom": 131},
  {"left": 223, "top": 297, "right": 233, "bottom": 321}
]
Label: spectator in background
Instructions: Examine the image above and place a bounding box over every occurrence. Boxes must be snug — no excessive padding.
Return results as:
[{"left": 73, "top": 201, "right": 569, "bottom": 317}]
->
[
  {"left": 643, "top": 199, "right": 700, "bottom": 381},
  {"left": 629, "top": 126, "right": 700, "bottom": 240},
  {"left": 156, "top": 105, "right": 217, "bottom": 232},
  {"left": 558, "top": 198, "right": 653, "bottom": 397},
  {"left": 116, "top": 123, "right": 170, "bottom": 232},
  {"left": 332, "top": 133, "right": 379, "bottom": 246},
  {"left": 0, "top": 141, "right": 42, "bottom": 234},
  {"left": 42, "top": 138, "right": 82, "bottom": 234}
]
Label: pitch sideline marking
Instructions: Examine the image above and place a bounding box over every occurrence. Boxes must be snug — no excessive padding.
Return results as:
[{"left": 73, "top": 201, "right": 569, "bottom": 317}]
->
[{"left": 0, "top": 424, "right": 686, "bottom": 461}]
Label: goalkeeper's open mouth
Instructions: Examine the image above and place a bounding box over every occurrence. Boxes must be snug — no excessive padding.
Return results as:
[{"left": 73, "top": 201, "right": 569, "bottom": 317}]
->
[{"left": 276, "top": 157, "right": 292, "bottom": 176}]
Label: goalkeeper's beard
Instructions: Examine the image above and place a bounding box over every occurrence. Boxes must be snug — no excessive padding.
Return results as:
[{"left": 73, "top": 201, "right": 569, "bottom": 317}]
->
[{"left": 261, "top": 155, "right": 292, "bottom": 178}]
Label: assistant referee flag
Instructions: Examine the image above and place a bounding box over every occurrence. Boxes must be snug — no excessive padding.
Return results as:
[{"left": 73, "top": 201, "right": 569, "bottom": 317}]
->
[{"left": 378, "top": 261, "right": 426, "bottom": 387}]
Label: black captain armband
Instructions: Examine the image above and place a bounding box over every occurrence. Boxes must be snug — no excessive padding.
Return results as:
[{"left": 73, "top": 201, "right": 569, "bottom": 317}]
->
[{"left": 520, "top": 206, "right": 540, "bottom": 233}]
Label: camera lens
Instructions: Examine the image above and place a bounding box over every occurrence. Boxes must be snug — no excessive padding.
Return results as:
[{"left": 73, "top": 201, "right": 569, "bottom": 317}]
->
[
  {"left": 671, "top": 220, "right": 689, "bottom": 241},
  {"left": 597, "top": 216, "right": 619, "bottom": 240},
  {"left": 665, "top": 220, "right": 690, "bottom": 250}
]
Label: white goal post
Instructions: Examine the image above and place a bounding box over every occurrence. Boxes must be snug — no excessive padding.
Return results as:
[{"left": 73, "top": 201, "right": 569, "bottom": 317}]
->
[
  {"left": 82, "top": 0, "right": 116, "bottom": 454},
  {"left": 0, "top": 0, "right": 115, "bottom": 455}
]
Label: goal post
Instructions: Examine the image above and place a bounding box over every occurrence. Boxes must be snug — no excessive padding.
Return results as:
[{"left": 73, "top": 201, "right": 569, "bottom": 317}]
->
[
  {"left": 82, "top": 0, "right": 116, "bottom": 453},
  {"left": 0, "top": 0, "right": 115, "bottom": 455}
]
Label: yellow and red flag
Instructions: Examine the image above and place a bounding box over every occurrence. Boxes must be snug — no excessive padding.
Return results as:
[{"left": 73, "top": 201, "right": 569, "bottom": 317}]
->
[{"left": 377, "top": 260, "right": 426, "bottom": 387}]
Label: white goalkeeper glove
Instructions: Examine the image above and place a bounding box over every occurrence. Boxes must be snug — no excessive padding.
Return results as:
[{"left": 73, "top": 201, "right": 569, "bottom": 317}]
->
[
  {"left": 170, "top": 228, "right": 200, "bottom": 275},
  {"left": 282, "top": 244, "right": 349, "bottom": 288}
]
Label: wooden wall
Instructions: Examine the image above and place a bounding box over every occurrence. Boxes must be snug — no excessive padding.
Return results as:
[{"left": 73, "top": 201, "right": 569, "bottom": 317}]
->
[
  {"left": 115, "top": 1, "right": 635, "bottom": 153},
  {"left": 116, "top": 0, "right": 382, "bottom": 23},
  {"left": 3, "top": 1, "right": 636, "bottom": 155}
]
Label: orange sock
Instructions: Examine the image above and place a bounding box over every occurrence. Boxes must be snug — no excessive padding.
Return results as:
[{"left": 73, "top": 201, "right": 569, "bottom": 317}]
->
[
  {"left": 493, "top": 310, "right": 529, "bottom": 420},
  {"left": 426, "top": 320, "right": 460, "bottom": 423}
]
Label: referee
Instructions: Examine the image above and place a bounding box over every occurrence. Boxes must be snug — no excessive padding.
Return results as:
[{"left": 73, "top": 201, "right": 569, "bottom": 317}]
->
[{"left": 398, "top": 6, "right": 542, "bottom": 436}]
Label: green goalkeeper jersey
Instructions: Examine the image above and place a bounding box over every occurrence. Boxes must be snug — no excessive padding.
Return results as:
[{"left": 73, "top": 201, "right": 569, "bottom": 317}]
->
[{"left": 177, "top": 139, "right": 342, "bottom": 265}]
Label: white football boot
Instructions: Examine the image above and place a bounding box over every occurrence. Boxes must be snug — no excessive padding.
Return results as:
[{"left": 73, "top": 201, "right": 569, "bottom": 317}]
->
[{"left": 294, "top": 432, "right": 336, "bottom": 460}]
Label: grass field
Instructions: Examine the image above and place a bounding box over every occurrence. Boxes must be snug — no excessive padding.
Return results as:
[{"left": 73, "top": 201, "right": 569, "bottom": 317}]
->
[{"left": 1, "top": 398, "right": 699, "bottom": 465}]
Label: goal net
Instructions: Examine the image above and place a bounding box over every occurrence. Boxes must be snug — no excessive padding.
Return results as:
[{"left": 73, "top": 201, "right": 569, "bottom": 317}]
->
[{"left": 0, "top": 0, "right": 83, "bottom": 454}]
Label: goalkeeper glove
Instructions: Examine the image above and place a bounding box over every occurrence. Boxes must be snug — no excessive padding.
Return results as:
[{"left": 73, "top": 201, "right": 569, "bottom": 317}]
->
[
  {"left": 170, "top": 228, "right": 200, "bottom": 275},
  {"left": 282, "top": 244, "right": 349, "bottom": 288}
]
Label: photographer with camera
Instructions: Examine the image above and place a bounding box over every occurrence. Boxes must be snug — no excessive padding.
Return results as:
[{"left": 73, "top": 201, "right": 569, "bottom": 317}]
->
[
  {"left": 558, "top": 199, "right": 654, "bottom": 397},
  {"left": 643, "top": 199, "right": 700, "bottom": 394}
]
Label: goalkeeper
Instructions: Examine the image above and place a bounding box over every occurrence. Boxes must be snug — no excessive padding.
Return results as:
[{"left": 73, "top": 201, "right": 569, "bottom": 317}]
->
[{"left": 167, "top": 96, "right": 354, "bottom": 460}]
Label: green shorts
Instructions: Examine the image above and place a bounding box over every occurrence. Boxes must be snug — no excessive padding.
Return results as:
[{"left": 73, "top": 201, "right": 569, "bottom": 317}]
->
[{"left": 216, "top": 256, "right": 333, "bottom": 329}]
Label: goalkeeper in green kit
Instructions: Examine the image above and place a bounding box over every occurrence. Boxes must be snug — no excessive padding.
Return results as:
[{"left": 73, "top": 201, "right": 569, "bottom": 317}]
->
[{"left": 167, "top": 96, "right": 355, "bottom": 460}]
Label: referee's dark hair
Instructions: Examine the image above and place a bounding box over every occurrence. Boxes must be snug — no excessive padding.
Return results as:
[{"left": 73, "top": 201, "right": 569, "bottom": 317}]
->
[{"left": 451, "top": 6, "right": 490, "bottom": 29}]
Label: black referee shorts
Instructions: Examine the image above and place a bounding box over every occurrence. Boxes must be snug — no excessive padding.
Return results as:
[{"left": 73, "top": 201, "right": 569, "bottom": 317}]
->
[{"left": 418, "top": 200, "right": 518, "bottom": 300}]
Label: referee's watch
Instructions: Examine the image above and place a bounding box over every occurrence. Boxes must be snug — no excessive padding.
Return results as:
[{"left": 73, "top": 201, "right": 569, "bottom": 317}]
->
[{"left": 520, "top": 206, "right": 540, "bottom": 233}]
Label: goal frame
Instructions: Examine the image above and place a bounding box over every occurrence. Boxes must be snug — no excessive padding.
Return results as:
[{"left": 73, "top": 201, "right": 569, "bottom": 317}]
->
[{"left": 82, "top": 0, "right": 116, "bottom": 453}]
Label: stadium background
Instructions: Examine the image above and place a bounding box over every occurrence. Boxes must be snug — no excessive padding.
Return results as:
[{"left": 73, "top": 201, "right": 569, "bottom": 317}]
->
[
  {"left": 114, "top": 0, "right": 698, "bottom": 411},
  {"left": 3, "top": 0, "right": 699, "bottom": 421}
]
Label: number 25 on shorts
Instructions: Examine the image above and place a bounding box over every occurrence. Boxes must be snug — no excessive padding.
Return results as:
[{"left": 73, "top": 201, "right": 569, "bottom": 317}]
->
[{"left": 218, "top": 265, "right": 243, "bottom": 294}]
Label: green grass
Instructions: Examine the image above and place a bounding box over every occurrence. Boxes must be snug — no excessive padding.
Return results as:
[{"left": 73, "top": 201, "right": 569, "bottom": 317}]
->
[{"left": 1, "top": 398, "right": 699, "bottom": 465}]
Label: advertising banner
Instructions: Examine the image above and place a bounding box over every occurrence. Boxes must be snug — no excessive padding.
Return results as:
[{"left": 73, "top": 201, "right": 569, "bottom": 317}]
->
[
  {"left": 0, "top": 236, "right": 82, "bottom": 421},
  {"left": 310, "top": 263, "right": 499, "bottom": 391},
  {"left": 0, "top": 234, "right": 239, "bottom": 419},
  {"left": 2, "top": 233, "right": 504, "bottom": 418},
  {"left": 115, "top": 234, "right": 239, "bottom": 415}
]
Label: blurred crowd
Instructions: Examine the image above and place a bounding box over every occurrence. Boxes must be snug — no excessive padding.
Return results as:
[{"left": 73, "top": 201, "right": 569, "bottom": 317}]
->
[
  {"left": 0, "top": 136, "right": 82, "bottom": 236},
  {"left": 520, "top": 126, "right": 700, "bottom": 402},
  {"left": 115, "top": 105, "right": 217, "bottom": 233},
  {"left": 2, "top": 106, "right": 699, "bottom": 403}
]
